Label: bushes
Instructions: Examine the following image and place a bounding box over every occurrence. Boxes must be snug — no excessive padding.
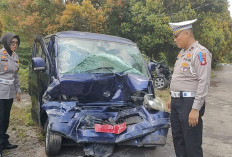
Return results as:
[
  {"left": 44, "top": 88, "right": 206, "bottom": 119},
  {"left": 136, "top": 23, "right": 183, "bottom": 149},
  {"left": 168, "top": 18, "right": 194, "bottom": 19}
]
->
[
  {"left": 18, "top": 68, "right": 29, "bottom": 92},
  {"left": 0, "top": 17, "right": 4, "bottom": 37}
]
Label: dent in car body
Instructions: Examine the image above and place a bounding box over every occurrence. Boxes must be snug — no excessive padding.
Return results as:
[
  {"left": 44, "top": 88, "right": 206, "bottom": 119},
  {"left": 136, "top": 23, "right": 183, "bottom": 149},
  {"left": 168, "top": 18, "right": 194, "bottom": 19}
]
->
[{"left": 42, "top": 73, "right": 170, "bottom": 146}]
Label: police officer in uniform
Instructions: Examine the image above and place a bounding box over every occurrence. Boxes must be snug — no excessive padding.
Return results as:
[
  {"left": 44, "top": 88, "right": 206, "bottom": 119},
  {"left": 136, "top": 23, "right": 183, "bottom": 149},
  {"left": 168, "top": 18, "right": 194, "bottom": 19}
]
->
[
  {"left": 167, "top": 19, "right": 212, "bottom": 157},
  {"left": 0, "top": 33, "right": 21, "bottom": 157}
]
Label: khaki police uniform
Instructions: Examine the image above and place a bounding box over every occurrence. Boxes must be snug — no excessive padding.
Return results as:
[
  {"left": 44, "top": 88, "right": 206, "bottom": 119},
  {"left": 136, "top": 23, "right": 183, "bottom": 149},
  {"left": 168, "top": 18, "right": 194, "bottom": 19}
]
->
[
  {"left": 0, "top": 48, "right": 21, "bottom": 99},
  {"left": 170, "top": 41, "right": 212, "bottom": 157},
  {"left": 170, "top": 41, "right": 212, "bottom": 110},
  {"left": 0, "top": 48, "right": 21, "bottom": 154},
  {"left": 168, "top": 19, "right": 212, "bottom": 157},
  {"left": 0, "top": 33, "right": 21, "bottom": 155}
]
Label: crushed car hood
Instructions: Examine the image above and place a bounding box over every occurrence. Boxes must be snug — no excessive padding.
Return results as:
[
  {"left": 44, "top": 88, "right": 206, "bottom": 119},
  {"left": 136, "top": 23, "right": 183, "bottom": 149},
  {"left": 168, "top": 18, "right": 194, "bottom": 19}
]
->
[
  {"left": 42, "top": 102, "right": 170, "bottom": 144},
  {"left": 42, "top": 73, "right": 169, "bottom": 147},
  {"left": 44, "top": 73, "right": 152, "bottom": 103}
]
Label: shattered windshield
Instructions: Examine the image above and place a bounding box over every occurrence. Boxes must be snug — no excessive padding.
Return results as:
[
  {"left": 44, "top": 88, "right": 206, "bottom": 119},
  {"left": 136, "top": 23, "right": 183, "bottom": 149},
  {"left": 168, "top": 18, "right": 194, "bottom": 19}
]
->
[{"left": 57, "top": 38, "right": 148, "bottom": 77}]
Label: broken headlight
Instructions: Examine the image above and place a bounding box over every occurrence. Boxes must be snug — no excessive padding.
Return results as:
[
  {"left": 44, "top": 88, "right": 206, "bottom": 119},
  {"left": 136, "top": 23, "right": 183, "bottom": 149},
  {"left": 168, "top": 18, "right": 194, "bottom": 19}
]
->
[
  {"left": 131, "top": 90, "right": 148, "bottom": 106},
  {"left": 143, "top": 94, "right": 168, "bottom": 112}
]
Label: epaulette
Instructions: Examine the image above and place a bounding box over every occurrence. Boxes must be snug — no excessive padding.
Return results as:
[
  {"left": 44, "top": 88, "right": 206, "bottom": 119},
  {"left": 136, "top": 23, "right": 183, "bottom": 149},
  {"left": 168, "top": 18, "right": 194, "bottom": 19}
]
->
[{"left": 198, "top": 45, "right": 210, "bottom": 54}]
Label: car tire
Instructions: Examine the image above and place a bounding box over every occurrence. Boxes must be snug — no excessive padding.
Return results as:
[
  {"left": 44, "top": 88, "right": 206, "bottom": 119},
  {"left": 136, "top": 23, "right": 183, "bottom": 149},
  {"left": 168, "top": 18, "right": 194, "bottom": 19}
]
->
[
  {"left": 45, "top": 119, "right": 62, "bottom": 156},
  {"left": 154, "top": 76, "right": 169, "bottom": 90}
]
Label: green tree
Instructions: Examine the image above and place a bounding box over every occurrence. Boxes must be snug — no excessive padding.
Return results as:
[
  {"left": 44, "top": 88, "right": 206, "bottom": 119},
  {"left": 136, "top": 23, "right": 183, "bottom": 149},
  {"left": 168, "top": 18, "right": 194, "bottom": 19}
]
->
[
  {"left": 0, "top": 17, "right": 4, "bottom": 37},
  {"left": 1, "top": 0, "right": 232, "bottom": 68},
  {"left": 115, "top": 0, "right": 232, "bottom": 65}
]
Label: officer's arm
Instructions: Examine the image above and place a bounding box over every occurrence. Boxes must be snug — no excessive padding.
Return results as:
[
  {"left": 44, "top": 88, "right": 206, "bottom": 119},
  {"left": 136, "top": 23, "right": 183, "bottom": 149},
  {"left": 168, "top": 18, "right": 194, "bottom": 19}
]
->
[
  {"left": 166, "top": 96, "right": 171, "bottom": 112},
  {"left": 192, "top": 49, "right": 212, "bottom": 110},
  {"left": 14, "top": 72, "right": 21, "bottom": 92},
  {"left": 14, "top": 57, "right": 21, "bottom": 94}
]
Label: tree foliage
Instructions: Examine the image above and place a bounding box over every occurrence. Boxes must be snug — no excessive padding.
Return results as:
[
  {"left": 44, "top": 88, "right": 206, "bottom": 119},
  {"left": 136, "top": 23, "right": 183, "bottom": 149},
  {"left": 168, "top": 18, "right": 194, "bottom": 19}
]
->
[
  {"left": 0, "top": 17, "right": 4, "bottom": 37},
  {"left": 0, "top": 0, "right": 231, "bottom": 68},
  {"left": 56, "top": 0, "right": 106, "bottom": 33}
]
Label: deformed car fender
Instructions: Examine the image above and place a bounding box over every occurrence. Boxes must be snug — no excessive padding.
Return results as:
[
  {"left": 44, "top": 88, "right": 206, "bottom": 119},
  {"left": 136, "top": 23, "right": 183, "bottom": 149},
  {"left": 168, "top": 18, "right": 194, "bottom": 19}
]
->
[{"left": 42, "top": 101, "right": 170, "bottom": 146}]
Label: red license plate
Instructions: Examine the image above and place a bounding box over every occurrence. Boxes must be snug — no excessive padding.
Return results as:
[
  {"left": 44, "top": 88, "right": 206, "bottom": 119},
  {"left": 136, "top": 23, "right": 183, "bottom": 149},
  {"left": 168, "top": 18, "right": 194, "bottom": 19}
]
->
[{"left": 94, "top": 122, "right": 126, "bottom": 134}]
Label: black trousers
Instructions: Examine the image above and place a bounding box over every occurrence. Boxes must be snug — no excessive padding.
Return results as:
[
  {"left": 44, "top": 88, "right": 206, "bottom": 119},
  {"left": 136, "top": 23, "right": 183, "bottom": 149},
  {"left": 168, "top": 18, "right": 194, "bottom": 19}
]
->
[
  {"left": 0, "top": 99, "right": 13, "bottom": 152},
  {"left": 170, "top": 97, "right": 205, "bottom": 157}
]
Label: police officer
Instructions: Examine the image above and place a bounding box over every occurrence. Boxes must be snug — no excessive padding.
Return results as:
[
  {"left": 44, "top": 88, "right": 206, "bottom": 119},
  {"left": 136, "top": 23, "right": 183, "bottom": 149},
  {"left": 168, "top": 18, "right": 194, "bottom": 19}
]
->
[
  {"left": 166, "top": 19, "right": 212, "bottom": 157},
  {"left": 0, "top": 33, "right": 21, "bottom": 157}
]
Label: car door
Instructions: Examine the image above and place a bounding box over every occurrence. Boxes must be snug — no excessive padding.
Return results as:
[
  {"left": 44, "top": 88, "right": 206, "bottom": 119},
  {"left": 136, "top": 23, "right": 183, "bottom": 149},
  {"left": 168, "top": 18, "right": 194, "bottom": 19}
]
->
[{"left": 29, "top": 36, "right": 52, "bottom": 126}]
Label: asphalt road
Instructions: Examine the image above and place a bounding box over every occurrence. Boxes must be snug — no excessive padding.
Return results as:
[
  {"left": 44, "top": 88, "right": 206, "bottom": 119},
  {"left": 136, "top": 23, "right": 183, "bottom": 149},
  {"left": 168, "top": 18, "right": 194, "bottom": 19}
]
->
[
  {"left": 202, "top": 64, "right": 232, "bottom": 157},
  {"left": 5, "top": 64, "right": 232, "bottom": 157}
]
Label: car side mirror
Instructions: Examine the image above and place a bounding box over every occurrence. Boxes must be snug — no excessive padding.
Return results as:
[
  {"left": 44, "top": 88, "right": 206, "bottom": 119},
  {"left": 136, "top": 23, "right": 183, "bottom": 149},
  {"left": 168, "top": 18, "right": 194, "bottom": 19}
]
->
[
  {"left": 31, "top": 57, "right": 46, "bottom": 71},
  {"left": 148, "top": 62, "right": 156, "bottom": 73}
]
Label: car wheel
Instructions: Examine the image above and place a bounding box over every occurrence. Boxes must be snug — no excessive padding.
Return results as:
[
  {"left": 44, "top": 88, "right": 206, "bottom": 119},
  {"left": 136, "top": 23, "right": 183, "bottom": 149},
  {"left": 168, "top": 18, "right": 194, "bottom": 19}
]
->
[
  {"left": 154, "top": 76, "right": 168, "bottom": 90},
  {"left": 45, "top": 119, "right": 62, "bottom": 156}
]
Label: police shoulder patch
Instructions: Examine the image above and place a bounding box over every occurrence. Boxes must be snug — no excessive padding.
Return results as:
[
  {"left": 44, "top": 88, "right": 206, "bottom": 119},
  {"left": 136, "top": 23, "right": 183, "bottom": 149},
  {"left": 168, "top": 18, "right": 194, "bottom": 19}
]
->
[{"left": 198, "top": 52, "right": 207, "bottom": 65}]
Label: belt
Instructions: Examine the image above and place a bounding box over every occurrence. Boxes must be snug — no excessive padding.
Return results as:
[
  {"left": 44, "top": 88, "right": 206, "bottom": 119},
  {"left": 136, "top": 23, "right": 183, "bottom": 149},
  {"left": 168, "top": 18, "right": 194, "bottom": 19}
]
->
[
  {"left": 0, "top": 78, "right": 14, "bottom": 85},
  {"left": 170, "top": 91, "right": 196, "bottom": 98}
]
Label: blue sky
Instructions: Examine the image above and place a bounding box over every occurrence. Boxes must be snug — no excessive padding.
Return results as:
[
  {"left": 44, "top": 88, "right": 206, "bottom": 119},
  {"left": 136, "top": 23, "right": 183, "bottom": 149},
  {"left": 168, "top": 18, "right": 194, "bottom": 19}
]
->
[{"left": 229, "top": 0, "right": 232, "bottom": 17}]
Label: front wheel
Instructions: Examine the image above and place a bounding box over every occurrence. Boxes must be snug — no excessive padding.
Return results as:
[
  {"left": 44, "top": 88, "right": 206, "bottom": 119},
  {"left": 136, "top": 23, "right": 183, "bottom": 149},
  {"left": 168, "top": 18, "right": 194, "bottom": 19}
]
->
[
  {"left": 154, "top": 76, "right": 169, "bottom": 90},
  {"left": 45, "top": 119, "right": 62, "bottom": 156}
]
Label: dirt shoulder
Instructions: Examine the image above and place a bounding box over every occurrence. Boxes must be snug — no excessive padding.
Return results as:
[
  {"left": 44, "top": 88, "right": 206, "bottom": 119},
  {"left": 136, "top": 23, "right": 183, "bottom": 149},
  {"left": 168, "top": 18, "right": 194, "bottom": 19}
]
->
[{"left": 4, "top": 94, "right": 45, "bottom": 157}]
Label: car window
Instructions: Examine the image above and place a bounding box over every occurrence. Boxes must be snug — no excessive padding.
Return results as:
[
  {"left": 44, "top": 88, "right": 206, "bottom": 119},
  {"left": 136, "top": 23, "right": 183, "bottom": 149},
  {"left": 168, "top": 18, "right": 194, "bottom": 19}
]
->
[
  {"left": 57, "top": 38, "right": 148, "bottom": 77},
  {"left": 35, "top": 40, "right": 50, "bottom": 73},
  {"left": 47, "top": 39, "right": 55, "bottom": 64},
  {"left": 35, "top": 42, "right": 42, "bottom": 58}
]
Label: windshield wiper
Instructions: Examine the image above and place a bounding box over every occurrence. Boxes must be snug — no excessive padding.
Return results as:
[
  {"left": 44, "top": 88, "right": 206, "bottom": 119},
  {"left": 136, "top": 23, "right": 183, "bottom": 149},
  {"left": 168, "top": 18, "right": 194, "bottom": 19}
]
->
[
  {"left": 84, "top": 66, "right": 114, "bottom": 73},
  {"left": 120, "top": 67, "right": 134, "bottom": 73}
]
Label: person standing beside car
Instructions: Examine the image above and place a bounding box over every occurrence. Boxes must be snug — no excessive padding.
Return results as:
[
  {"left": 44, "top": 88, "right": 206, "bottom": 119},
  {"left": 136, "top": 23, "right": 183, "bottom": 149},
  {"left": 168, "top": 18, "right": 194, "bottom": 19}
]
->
[
  {"left": 166, "top": 19, "right": 212, "bottom": 157},
  {"left": 0, "top": 33, "right": 21, "bottom": 157}
]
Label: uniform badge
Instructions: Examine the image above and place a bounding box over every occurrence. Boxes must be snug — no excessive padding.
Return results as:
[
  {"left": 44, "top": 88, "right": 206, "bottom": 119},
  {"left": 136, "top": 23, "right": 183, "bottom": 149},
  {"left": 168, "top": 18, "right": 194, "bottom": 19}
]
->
[
  {"left": 198, "top": 52, "right": 207, "bottom": 65},
  {"left": 189, "top": 47, "right": 194, "bottom": 51},
  {"left": 181, "top": 62, "right": 188, "bottom": 71},
  {"left": 3, "top": 50, "right": 7, "bottom": 55},
  {"left": 177, "top": 54, "right": 181, "bottom": 60},
  {"left": 187, "top": 53, "right": 191, "bottom": 58},
  {"left": 184, "top": 58, "right": 191, "bottom": 62}
]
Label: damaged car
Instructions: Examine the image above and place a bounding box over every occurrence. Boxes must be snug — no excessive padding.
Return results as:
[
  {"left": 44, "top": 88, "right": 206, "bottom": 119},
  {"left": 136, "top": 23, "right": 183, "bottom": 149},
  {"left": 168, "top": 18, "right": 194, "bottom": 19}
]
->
[{"left": 28, "top": 31, "right": 170, "bottom": 157}]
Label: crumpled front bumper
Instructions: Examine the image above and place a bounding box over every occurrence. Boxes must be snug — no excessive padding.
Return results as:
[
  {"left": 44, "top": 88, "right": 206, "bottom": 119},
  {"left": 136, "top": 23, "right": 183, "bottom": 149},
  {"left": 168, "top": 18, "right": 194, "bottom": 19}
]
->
[{"left": 42, "top": 101, "right": 170, "bottom": 147}]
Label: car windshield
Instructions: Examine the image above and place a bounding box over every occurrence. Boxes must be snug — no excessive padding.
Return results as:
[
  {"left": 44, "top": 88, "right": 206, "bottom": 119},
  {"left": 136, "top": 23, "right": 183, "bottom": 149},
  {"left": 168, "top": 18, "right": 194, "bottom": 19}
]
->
[{"left": 57, "top": 38, "right": 149, "bottom": 77}]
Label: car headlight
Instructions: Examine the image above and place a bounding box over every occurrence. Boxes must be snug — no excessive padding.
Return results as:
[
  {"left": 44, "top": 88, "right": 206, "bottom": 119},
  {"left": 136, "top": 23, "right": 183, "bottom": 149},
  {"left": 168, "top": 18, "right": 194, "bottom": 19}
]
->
[
  {"left": 143, "top": 94, "right": 167, "bottom": 112},
  {"left": 131, "top": 90, "right": 148, "bottom": 106}
]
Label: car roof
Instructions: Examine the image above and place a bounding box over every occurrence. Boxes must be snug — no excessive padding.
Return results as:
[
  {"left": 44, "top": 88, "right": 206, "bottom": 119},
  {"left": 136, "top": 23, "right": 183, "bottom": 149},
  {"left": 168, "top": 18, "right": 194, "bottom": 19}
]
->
[{"left": 45, "top": 31, "right": 136, "bottom": 45}]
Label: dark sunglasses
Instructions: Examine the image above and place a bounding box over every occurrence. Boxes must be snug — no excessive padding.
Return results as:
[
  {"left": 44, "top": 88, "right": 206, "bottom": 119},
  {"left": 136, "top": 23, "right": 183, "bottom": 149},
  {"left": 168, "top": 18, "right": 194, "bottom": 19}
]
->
[{"left": 10, "top": 41, "right": 19, "bottom": 46}]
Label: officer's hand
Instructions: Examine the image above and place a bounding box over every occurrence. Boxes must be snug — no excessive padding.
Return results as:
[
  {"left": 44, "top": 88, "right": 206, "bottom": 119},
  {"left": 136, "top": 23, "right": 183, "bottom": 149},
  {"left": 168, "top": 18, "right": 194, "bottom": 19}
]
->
[
  {"left": 188, "top": 109, "right": 199, "bottom": 127},
  {"left": 16, "top": 93, "right": 21, "bottom": 102},
  {"left": 166, "top": 97, "right": 171, "bottom": 112}
]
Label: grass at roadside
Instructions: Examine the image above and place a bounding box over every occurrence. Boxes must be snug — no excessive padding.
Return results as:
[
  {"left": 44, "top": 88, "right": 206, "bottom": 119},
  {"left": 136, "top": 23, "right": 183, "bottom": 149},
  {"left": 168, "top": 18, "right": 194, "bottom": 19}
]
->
[
  {"left": 155, "top": 88, "right": 170, "bottom": 103},
  {"left": 10, "top": 103, "right": 45, "bottom": 142},
  {"left": 10, "top": 105, "right": 34, "bottom": 127}
]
